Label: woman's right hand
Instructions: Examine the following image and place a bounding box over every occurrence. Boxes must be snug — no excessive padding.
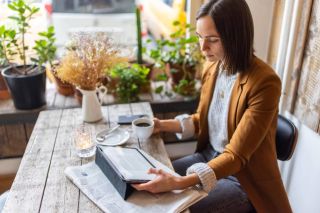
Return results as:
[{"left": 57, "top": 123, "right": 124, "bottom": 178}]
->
[{"left": 153, "top": 117, "right": 161, "bottom": 134}]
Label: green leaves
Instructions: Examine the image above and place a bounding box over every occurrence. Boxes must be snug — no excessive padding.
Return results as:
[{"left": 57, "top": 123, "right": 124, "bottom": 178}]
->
[
  {"left": 110, "top": 63, "right": 150, "bottom": 103},
  {"left": 0, "top": 25, "right": 18, "bottom": 66},
  {"left": 1, "top": 0, "right": 57, "bottom": 71},
  {"left": 173, "top": 79, "right": 197, "bottom": 97},
  {"left": 145, "top": 19, "right": 202, "bottom": 69},
  {"left": 33, "top": 26, "right": 57, "bottom": 67}
]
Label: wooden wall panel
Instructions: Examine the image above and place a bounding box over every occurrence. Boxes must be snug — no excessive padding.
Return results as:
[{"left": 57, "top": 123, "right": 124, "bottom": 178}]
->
[{"left": 0, "top": 124, "right": 27, "bottom": 158}]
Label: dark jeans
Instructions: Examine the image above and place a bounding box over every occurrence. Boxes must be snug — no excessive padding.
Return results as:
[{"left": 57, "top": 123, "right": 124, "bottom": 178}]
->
[{"left": 172, "top": 146, "right": 254, "bottom": 213}]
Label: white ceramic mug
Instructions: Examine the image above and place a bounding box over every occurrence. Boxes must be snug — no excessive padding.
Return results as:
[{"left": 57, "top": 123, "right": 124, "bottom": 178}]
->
[{"left": 132, "top": 117, "right": 154, "bottom": 140}]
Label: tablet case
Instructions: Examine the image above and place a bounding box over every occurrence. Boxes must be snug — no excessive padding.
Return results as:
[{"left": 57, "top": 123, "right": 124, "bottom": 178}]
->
[{"left": 95, "top": 146, "right": 134, "bottom": 200}]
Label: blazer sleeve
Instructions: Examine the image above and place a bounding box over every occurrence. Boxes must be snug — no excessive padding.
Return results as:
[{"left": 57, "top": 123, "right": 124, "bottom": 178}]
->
[{"left": 207, "top": 71, "right": 281, "bottom": 179}]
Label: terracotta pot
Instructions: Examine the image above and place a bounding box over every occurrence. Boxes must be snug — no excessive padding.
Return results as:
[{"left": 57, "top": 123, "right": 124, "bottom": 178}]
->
[
  {"left": 0, "top": 66, "right": 11, "bottom": 100},
  {"left": 47, "top": 64, "right": 75, "bottom": 96},
  {"left": 54, "top": 76, "right": 75, "bottom": 96}
]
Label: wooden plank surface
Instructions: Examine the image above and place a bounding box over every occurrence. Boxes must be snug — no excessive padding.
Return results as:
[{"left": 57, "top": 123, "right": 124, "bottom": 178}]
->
[
  {"left": 3, "top": 103, "right": 172, "bottom": 212},
  {"left": 2, "top": 110, "right": 63, "bottom": 212}
]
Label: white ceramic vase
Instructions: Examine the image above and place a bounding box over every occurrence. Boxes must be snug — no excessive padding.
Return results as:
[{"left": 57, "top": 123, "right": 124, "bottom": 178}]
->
[{"left": 78, "top": 88, "right": 103, "bottom": 122}]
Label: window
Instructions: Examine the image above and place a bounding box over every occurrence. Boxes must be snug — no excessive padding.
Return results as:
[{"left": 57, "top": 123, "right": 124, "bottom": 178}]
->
[{"left": 52, "top": 0, "right": 135, "bottom": 13}]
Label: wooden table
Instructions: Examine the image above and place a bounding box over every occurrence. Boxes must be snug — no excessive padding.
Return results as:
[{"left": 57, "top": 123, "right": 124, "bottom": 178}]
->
[
  {"left": 0, "top": 80, "right": 198, "bottom": 159},
  {"left": 2, "top": 102, "right": 172, "bottom": 212}
]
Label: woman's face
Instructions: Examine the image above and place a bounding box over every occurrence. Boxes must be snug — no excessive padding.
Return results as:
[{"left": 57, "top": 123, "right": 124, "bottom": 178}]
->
[{"left": 196, "top": 15, "right": 225, "bottom": 62}]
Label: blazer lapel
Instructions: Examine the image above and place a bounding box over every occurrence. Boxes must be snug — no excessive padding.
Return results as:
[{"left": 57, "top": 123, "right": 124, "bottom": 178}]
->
[{"left": 228, "top": 69, "right": 251, "bottom": 140}]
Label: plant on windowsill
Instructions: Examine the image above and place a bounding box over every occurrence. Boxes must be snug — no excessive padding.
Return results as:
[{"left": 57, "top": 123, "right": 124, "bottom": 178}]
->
[
  {"left": 0, "top": 0, "right": 57, "bottom": 109},
  {"left": 145, "top": 20, "right": 204, "bottom": 97},
  {"left": 108, "top": 63, "right": 150, "bottom": 103}
]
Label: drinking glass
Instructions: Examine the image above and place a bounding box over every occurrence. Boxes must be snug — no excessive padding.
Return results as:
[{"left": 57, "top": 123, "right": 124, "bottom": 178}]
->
[{"left": 73, "top": 124, "right": 96, "bottom": 158}]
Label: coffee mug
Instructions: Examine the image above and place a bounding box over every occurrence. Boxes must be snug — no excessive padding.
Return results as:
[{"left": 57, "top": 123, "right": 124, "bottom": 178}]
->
[{"left": 132, "top": 117, "right": 154, "bottom": 140}]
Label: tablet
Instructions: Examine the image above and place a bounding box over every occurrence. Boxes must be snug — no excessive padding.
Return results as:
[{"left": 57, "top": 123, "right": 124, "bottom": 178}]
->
[{"left": 100, "top": 146, "right": 156, "bottom": 183}]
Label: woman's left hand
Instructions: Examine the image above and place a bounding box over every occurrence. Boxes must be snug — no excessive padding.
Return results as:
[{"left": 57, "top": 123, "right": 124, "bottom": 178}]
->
[{"left": 132, "top": 168, "right": 182, "bottom": 193}]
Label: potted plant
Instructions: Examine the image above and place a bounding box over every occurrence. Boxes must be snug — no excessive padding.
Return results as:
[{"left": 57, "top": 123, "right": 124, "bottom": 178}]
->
[
  {"left": 56, "top": 32, "right": 125, "bottom": 122},
  {"left": 109, "top": 63, "right": 150, "bottom": 103},
  {"left": 0, "top": 0, "right": 57, "bottom": 109},
  {"left": 145, "top": 21, "right": 204, "bottom": 96}
]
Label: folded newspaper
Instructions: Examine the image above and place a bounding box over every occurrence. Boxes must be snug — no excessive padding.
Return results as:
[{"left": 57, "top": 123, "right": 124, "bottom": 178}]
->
[{"left": 65, "top": 150, "right": 207, "bottom": 213}]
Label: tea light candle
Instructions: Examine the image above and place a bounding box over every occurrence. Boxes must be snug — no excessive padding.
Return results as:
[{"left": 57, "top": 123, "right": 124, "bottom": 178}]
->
[
  {"left": 73, "top": 124, "right": 96, "bottom": 158},
  {"left": 76, "top": 134, "right": 92, "bottom": 150}
]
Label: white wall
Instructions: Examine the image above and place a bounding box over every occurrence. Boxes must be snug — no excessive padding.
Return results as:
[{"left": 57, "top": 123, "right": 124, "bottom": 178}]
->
[
  {"left": 187, "top": 0, "right": 275, "bottom": 61},
  {"left": 278, "top": 113, "right": 320, "bottom": 213},
  {"left": 246, "top": 0, "right": 275, "bottom": 61}
]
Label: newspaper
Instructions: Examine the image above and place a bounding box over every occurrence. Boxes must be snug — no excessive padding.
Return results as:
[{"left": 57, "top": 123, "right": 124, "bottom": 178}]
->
[{"left": 65, "top": 150, "right": 207, "bottom": 213}]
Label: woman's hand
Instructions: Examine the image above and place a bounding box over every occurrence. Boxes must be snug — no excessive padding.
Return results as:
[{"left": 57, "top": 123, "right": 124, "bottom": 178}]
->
[
  {"left": 153, "top": 118, "right": 161, "bottom": 134},
  {"left": 132, "top": 168, "right": 182, "bottom": 193}
]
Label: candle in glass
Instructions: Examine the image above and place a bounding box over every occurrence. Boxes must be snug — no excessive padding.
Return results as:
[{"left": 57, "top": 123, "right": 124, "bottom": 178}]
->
[{"left": 73, "top": 124, "right": 96, "bottom": 158}]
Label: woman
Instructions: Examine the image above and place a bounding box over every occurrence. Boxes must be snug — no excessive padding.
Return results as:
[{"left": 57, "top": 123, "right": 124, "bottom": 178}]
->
[{"left": 133, "top": 0, "right": 292, "bottom": 212}]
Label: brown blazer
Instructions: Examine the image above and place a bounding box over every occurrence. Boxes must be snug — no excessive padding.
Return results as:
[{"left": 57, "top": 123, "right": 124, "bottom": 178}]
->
[{"left": 191, "top": 57, "right": 292, "bottom": 212}]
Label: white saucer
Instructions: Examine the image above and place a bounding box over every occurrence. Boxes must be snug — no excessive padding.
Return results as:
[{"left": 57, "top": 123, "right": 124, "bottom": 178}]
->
[{"left": 96, "top": 128, "right": 130, "bottom": 146}]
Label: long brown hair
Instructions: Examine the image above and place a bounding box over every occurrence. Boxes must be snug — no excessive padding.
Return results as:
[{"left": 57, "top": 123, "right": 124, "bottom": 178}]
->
[{"left": 196, "top": 0, "right": 254, "bottom": 74}]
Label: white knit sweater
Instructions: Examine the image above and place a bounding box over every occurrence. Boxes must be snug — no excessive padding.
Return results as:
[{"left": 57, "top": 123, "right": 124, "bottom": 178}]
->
[{"left": 175, "top": 65, "right": 237, "bottom": 192}]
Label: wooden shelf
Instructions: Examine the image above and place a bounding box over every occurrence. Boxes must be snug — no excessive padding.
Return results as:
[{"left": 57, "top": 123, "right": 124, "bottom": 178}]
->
[{"left": 0, "top": 81, "right": 199, "bottom": 125}]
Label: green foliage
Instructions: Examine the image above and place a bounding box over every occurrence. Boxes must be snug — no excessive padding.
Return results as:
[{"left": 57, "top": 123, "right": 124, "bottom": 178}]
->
[
  {"left": 31, "top": 26, "right": 57, "bottom": 68},
  {"left": 145, "top": 21, "right": 203, "bottom": 97},
  {"left": 145, "top": 21, "right": 203, "bottom": 69},
  {"left": 0, "top": 25, "right": 18, "bottom": 66},
  {"left": 0, "top": 0, "right": 57, "bottom": 74},
  {"left": 173, "top": 79, "right": 198, "bottom": 97},
  {"left": 110, "top": 63, "right": 150, "bottom": 103}
]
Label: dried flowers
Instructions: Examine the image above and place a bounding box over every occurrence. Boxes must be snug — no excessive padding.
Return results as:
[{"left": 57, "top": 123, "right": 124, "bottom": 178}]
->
[{"left": 56, "top": 32, "right": 126, "bottom": 90}]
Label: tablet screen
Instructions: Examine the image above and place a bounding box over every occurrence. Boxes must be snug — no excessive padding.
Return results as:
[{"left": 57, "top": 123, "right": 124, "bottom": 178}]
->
[{"left": 101, "top": 146, "right": 156, "bottom": 182}]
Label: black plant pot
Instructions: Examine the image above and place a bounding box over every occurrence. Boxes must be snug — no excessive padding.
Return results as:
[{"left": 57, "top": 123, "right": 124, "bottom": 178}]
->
[{"left": 1, "top": 65, "right": 46, "bottom": 110}]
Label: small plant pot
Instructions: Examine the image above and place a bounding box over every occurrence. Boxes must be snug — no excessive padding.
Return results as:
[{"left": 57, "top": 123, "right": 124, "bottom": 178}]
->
[
  {"left": 55, "top": 76, "right": 75, "bottom": 96},
  {"left": 0, "top": 66, "right": 11, "bottom": 100},
  {"left": 2, "top": 65, "right": 46, "bottom": 109},
  {"left": 47, "top": 64, "right": 75, "bottom": 96}
]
